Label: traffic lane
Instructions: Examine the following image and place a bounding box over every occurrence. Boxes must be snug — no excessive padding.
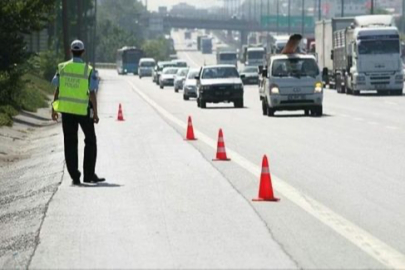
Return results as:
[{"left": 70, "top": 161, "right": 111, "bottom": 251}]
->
[
  {"left": 123, "top": 72, "right": 389, "bottom": 269},
  {"left": 127, "top": 72, "right": 405, "bottom": 259},
  {"left": 30, "top": 70, "right": 297, "bottom": 269}
]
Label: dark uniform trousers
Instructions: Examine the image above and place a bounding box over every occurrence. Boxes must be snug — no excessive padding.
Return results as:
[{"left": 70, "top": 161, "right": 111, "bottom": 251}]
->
[{"left": 62, "top": 111, "right": 97, "bottom": 182}]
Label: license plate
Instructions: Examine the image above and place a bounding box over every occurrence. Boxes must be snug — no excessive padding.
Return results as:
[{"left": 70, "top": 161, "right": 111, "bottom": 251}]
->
[
  {"left": 375, "top": 84, "right": 387, "bottom": 89},
  {"left": 288, "top": 95, "right": 306, "bottom": 100}
]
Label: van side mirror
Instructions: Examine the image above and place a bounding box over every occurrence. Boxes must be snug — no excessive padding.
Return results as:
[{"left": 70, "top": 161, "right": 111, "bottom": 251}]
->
[
  {"left": 195, "top": 76, "right": 200, "bottom": 80},
  {"left": 240, "top": 74, "right": 246, "bottom": 79},
  {"left": 330, "top": 50, "right": 334, "bottom": 60}
]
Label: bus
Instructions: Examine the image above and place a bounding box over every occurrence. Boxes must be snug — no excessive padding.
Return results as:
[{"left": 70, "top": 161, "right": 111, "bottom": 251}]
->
[{"left": 116, "top": 46, "right": 143, "bottom": 75}]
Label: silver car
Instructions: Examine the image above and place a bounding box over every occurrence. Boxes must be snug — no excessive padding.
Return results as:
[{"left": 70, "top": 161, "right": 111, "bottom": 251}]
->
[
  {"left": 183, "top": 69, "right": 200, "bottom": 100},
  {"left": 174, "top": 68, "right": 189, "bottom": 93}
]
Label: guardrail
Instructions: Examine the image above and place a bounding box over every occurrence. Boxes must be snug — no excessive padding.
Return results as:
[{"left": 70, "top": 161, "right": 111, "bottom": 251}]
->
[{"left": 96, "top": 63, "right": 116, "bottom": 69}]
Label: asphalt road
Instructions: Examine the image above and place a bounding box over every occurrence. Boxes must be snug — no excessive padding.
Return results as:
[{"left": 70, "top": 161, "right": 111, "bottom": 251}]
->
[{"left": 91, "top": 30, "right": 405, "bottom": 269}]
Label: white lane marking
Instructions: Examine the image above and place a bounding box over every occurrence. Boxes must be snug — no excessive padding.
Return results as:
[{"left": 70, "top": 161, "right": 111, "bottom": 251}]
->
[
  {"left": 386, "top": 126, "right": 399, "bottom": 130},
  {"left": 126, "top": 80, "right": 405, "bottom": 269}
]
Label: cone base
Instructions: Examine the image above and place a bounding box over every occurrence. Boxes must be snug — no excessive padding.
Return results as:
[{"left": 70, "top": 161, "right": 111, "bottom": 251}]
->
[
  {"left": 117, "top": 119, "right": 125, "bottom": 121},
  {"left": 252, "top": 197, "right": 280, "bottom": 202},
  {"left": 213, "top": 158, "right": 231, "bottom": 161},
  {"left": 184, "top": 138, "right": 197, "bottom": 141}
]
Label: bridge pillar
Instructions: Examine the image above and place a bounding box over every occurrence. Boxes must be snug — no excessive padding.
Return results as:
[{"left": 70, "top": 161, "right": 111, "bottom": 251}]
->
[{"left": 240, "top": 30, "right": 248, "bottom": 47}]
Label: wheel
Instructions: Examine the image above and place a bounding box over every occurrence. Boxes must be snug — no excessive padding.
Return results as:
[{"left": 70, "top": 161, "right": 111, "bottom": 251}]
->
[
  {"left": 175, "top": 88, "right": 179, "bottom": 93},
  {"left": 234, "top": 99, "right": 244, "bottom": 108},
  {"left": 200, "top": 99, "right": 206, "bottom": 109},
  {"left": 160, "top": 84, "right": 164, "bottom": 89},
  {"left": 304, "top": 109, "right": 310, "bottom": 116},
  {"left": 311, "top": 107, "right": 323, "bottom": 117},
  {"left": 197, "top": 97, "right": 201, "bottom": 107},
  {"left": 139, "top": 76, "right": 142, "bottom": 79},
  {"left": 261, "top": 99, "right": 267, "bottom": 116},
  {"left": 336, "top": 74, "right": 345, "bottom": 94},
  {"left": 266, "top": 101, "right": 274, "bottom": 117},
  {"left": 183, "top": 95, "right": 189, "bottom": 100}
]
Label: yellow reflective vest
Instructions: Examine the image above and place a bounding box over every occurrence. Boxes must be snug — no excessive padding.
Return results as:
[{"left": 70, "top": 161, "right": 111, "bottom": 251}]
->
[{"left": 53, "top": 60, "right": 93, "bottom": 116}]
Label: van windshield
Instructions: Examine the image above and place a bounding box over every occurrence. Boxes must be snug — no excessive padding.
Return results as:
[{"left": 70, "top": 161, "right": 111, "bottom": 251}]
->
[
  {"left": 358, "top": 39, "right": 400, "bottom": 55},
  {"left": 140, "top": 61, "right": 155, "bottom": 67},
  {"left": 220, "top": 53, "right": 237, "bottom": 60},
  {"left": 272, "top": 58, "right": 319, "bottom": 78}
]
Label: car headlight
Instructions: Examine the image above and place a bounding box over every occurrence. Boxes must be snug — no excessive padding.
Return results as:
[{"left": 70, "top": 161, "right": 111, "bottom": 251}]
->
[
  {"left": 234, "top": 84, "right": 243, "bottom": 90},
  {"left": 314, "top": 82, "right": 323, "bottom": 93},
  {"left": 356, "top": 76, "right": 365, "bottom": 82},
  {"left": 271, "top": 87, "right": 279, "bottom": 94},
  {"left": 395, "top": 75, "right": 403, "bottom": 81},
  {"left": 124, "top": 69, "right": 127, "bottom": 72}
]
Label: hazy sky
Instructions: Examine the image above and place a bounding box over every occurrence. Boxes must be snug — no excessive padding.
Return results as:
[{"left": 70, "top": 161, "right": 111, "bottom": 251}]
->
[{"left": 146, "top": 0, "right": 221, "bottom": 11}]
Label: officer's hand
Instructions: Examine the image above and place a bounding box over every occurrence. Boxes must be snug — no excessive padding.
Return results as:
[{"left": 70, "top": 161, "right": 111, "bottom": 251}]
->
[
  {"left": 93, "top": 114, "right": 99, "bottom": 124},
  {"left": 51, "top": 110, "right": 59, "bottom": 121}
]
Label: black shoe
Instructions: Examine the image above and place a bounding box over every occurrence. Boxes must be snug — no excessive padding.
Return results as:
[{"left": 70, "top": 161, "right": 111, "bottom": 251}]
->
[
  {"left": 83, "top": 174, "right": 105, "bottom": 183},
  {"left": 72, "top": 180, "right": 81, "bottom": 186}
]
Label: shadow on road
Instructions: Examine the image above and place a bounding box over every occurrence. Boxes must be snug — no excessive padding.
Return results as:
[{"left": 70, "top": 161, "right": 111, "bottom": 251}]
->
[
  {"left": 203, "top": 106, "right": 248, "bottom": 110},
  {"left": 272, "top": 113, "right": 333, "bottom": 118},
  {"left": 80, "top": 182, "right": 122, "bottom": 188}
]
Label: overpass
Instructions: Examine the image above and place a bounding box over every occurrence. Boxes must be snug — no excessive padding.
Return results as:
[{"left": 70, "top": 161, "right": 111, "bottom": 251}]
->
[{"left": 162, "top": 15, "right": 315, "bottom": 44}]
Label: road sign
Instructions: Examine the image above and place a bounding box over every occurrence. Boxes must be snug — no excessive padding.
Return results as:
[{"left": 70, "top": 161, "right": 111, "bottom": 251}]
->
[{"left": 261, "top": 15, "right": 314, "bottom": 28}]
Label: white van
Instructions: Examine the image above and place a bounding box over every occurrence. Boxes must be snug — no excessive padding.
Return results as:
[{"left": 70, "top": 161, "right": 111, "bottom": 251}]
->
[{"left": 138, "top": 58, "right": 156, "bottom": 78}]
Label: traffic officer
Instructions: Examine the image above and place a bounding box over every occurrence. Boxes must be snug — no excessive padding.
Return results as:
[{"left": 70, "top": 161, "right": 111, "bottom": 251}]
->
[{"left": 51, "top": 40, "right": 105, "bottom": 185}]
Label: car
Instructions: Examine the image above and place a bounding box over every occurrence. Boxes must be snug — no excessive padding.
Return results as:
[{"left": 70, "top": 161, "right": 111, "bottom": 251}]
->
[
  {"left": 153, "top": 61, "right": 176, "bottom": 85},
  {"left": 174, "top": 68, "right": 189, "bottom": 93},
  {"left": 239, "top": 66, "right": 259, "bottom": 85},
  {"left": 259, "top": 54, "right": 323, "bottom": 116},
  {"left": 159, "top": 67, "right": 179, "bottom": 89},
  {"left": 172, "top": 59, "right": 188, "bottom": 68},
  {"left": 138, "top": 58, "right": 156, "bottom": 78},
  {"left": 195, "top": 65, "right": 244, "bottom": 108},
  {"left": 182, "top": 68, "right": 200, "bottom": 100}
]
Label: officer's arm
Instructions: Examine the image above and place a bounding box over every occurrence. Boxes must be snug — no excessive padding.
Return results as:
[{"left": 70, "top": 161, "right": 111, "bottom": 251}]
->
[{"left": 53, "top": 88, "right": 59, "bottom": 103}]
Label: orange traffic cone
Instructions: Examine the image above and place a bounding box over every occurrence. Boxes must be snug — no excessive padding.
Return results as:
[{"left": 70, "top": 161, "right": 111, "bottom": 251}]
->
[
  {"left": 213, "top": 129, "right": 230, "bottom": 161},
  {"left": 117, "top": 103, "right": 124, "bottom": 121},
  {"left": 252, "top": 155, "right": 279, "bottom": 202},
  {"left": 185, "top": 116, "right": 197, "bottom": 140}
]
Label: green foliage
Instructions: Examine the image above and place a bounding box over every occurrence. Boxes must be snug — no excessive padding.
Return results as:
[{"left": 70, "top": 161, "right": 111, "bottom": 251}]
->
[
  {"left": 95, "top": 0, "right": 145, "bottom": 62},
  {"left": 29, "top": 50, "right": 64, "bottom": 81},
  {"left": 0, "top": 113, "right": 13, "bottom": 127},
  {"left": 142, "top": 38, "right": 171, "bottom": 61}
]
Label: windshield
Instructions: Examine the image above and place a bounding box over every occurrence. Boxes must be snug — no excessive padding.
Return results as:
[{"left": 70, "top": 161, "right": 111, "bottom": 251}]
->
[
  {"left": 358, "top": 39, "right": 400, "bottom": 55},
  {"left": 124, "top": 51, "right": 142, "bottom": 62},
  {"left": 163, "top": 68, "right": 178, "bottom": 74},
  {"left": 272, "top": 58, "right": 319, "bottom": 78},
  {"left": 202, "top": 67, "right": 239, "bottom": 79},
  {"left": 188, "top": 71, "right": 199, "bottom": 79},
  {"left": 174, "top": 61, "right": 187, "bottom": 67},
  {"left": 220, "top": 53, "right": 237, "bottom": 60},
  {"left": 140, "top": 61, "right": 155, "bottom": 67},
  {"left": 242, "top": 67, "right": 257, "bottom": 73},
  {"left": 248, "top": 51, "right": 264, "bottom": 59}
]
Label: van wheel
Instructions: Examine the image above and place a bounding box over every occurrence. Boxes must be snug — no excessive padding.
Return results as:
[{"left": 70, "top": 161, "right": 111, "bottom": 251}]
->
[
  {"left": 305, "top": 109, "right": 310, "bottom": 116},
  {"left": 234, "top": 100, "right": 244, "bottom": 108},
  {"left": 183, "top": 95, "right": 189, "bottom": 100},
  {"left": 266, "top": 103, "right": 274, "bottom": 117},
  {"left": 262, "top": 99, "right": 267, "bottom": 116},
  {"left": 200, "top": 98, "right": 206, "bottom": 109}
]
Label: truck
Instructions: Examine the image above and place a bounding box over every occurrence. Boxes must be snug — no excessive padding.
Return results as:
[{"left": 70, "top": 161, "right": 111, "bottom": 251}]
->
[
  {"left": 197, "top": 35, "right": 207, "bottom": 51},
  {"left": 315, "top": 17, "right": 355, "bottom": 87},
  {"left": 184, "top": 31, "right": 191, "bottom": 40},
  {"left": 332, "top": 15, "right": 403, "bottom": 95},
  {"left": 216, "top": 48, "right": 238, "bottom": 66},
  {"left": 244, "top": 46, "right": 266, "bottom": 67},
  {"left": 201, "top": 37, "right": 213, "bottom": 54}
]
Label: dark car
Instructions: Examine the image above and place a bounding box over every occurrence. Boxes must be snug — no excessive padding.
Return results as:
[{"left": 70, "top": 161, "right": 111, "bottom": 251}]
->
[
  {"left": 196, "top": 65, "right": 244, "bottom": 109},
  {"left": 239, "top": 66, "right": 259, "bottom": 85}
]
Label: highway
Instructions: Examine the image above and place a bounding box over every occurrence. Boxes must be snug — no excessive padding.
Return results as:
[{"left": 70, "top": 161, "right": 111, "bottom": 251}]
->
[
  {"left": 110, "top": 30, "right": 405, "bottom": 268},
  {"left": 23, "top": 31, "right": 405, "bottom": 269}
]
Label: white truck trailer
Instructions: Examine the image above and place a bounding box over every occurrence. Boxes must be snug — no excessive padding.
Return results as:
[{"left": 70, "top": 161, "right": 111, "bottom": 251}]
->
[
  {"left": 315, "top": 17, "right": 354, "bottom": 87},
  {"left": 332, "top": 15, "right": 403, "bottom": 95}
]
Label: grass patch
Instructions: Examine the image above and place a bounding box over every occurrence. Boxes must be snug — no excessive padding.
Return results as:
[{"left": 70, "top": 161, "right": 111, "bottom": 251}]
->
[
  {"left": 0, "top": 73, "right": 54, "bottom": 127},
  {"left": 21, "top": 73, "right": 53, "bottom": 112}
]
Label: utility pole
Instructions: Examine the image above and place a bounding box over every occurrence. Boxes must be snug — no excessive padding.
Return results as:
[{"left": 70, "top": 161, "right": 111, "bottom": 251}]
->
[
  {"left": 276, "top": 0, "right": 279, "bottom": 35},
  {"left": 92, "top": 0, "right": 97, "bottom": 67},
  {"left": 62, "top": 0, "right": 70, "bottom": 61},
  {"left": 301, "top": 0, "right": 305, "bottom": 35},
  {"left": 260, "top": 0, "right": 263, "bottom": 27},
  {"left": 402, "top": 0, "right": 405, "bottom": 34},
  {"left": 288, "top": 0, "right": 291, "bottom": 35},
  {"left": 341, "top": 0, "right": 344, "bottom": 17},
  {"left": 318, "top": 0, "right": 321, "bottom": 21},
  {"left": 77, "top": 0, "right": 83, "bottom": 40},
  {"left": 370, "top": 0, "right": 374, "bottom": 14},
  {"left": 267, "top": 0, "right": 270, "bottom": 27}
]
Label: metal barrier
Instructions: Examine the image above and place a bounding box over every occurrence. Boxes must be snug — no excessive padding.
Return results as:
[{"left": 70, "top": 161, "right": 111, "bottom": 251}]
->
[{"left": 96, "top": 63, "right": 116, "bottom": 69}]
